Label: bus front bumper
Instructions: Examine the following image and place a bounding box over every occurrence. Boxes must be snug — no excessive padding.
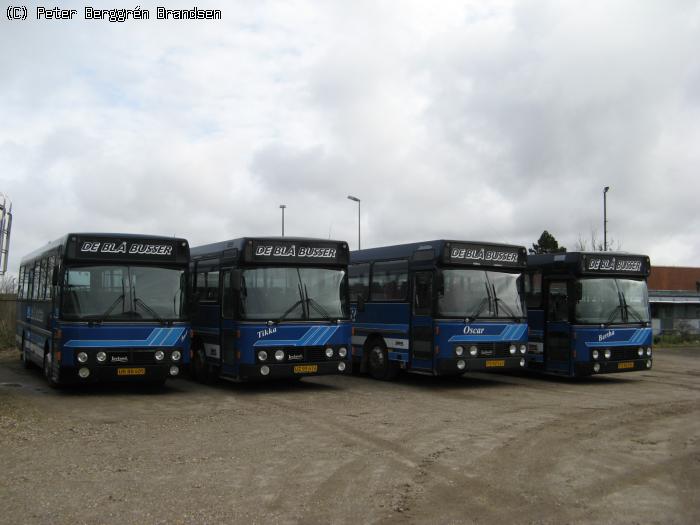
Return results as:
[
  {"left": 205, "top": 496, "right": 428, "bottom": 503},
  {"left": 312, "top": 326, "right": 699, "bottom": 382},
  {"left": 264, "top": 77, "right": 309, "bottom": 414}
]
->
[
  {"left": 576, "top": 358, "right": 652, "bottom": 376},
  {"left": 436, "top": 356, "right": 525, "bottom": 375},
  {"left": 63, "top": 364, "right": 181, "bottom": 383},
  {"left": 238, "top": 360, "right": 351, "bottom": 381}
]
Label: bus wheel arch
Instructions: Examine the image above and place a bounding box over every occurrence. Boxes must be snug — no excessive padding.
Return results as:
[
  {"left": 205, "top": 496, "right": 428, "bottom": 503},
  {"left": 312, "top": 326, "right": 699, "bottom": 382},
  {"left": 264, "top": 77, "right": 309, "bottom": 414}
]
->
[
  {"left": 20, "top": 332, "right": 32, "bottom": 369},
  {"left": 365, "top": 336, "right": 398, "bottom": 381},
  {"left": 43, "top": 342, "right": 60, "bottom": 388}
]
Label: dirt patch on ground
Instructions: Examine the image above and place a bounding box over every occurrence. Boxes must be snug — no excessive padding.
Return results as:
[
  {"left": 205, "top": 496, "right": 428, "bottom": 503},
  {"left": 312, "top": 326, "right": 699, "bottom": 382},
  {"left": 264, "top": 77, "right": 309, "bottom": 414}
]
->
[{"left": 1, "top": 346, "right": 698, "bottom": 524}]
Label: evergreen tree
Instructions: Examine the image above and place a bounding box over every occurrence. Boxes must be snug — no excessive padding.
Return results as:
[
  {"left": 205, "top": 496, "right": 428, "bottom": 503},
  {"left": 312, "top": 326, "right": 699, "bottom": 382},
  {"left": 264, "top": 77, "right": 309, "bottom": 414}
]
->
[{"left": 530, "top": 230, "right": 566, "bottom": 254}]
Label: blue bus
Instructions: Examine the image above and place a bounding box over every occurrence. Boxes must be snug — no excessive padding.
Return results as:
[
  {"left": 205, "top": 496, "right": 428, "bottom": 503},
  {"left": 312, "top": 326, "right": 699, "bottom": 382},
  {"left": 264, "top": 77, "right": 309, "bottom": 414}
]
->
[
  {"left": 189, "top": 237, "right": 352, "bottom": 381},
  {"left": 16, "top": 233, "right": 191, "bottom": 387},
  {"left": 526, "top": 252, "right": 653, "bottom": 376},
  {"left": 349, "top": 240, "right": 529, "bottom": 380}
]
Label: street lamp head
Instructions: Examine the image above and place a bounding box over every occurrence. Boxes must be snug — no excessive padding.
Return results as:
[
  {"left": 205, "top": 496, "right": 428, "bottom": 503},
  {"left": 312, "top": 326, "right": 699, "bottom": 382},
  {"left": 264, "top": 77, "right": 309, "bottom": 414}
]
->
[
  {"left": 279, "top": 204, "right": 286, "bottom": 209},
  {"left": 604, "top": 186, "right": 609, "bottom": 193},
  {"left": 347, "top": 195, "right": 360, "bottom": 202}
]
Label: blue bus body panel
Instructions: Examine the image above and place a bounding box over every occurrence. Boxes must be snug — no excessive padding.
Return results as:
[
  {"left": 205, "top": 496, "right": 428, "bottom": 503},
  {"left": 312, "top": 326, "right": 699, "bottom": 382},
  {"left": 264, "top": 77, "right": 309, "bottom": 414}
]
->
[
  {"left": 238, "top": 322, "right": 352, "bottom": 364},
  {"left": 59, "top": 324, "right": 190, "bottom": 365},
  {"left": 573, "top": 326, "right": 652, "bottom": 362}
]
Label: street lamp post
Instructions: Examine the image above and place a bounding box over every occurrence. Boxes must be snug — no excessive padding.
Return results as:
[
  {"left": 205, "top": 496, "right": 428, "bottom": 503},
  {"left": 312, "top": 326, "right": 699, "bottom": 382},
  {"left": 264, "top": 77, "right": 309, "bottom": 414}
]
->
[
  {"left": 603, "top": 186, "right": 609, "bottom": 251},
  {"left": 347, "top": 195, "right": 360, "bottom": 250},
  {"left": 279, "top": 204, "right": 286, "bottom": 237}
]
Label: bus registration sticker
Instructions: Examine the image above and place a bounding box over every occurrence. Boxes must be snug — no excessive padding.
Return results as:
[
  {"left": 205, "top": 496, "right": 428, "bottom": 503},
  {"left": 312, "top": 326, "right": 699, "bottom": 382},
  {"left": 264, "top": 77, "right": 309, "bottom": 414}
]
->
[
  {"left": 617, "top": 361, "right": 634, "bottom": 370},
  {"left": 485, "top": 360, "right": 505, "bottom": 368},
  {"left": 293, "top": 364, "right": 318, "bottom": 374},
  {"left": 117, "top": 368, "right": 146, "bottom": 376}
]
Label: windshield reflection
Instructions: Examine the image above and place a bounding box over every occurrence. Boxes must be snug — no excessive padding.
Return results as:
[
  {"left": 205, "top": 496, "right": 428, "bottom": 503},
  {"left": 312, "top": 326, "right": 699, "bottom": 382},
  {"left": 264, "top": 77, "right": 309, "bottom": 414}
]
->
[
  {"left": 575, "top": 278, "right": 650, "bottom": 324},
  {"left": 438, "top": 269, "right": 525, "bottom": 319},
  {"left": 62, "top": 265, "right": 186, "bottom": 320},
  {"left": 240, "top": 267, "right": 348, "bottom": 321}
]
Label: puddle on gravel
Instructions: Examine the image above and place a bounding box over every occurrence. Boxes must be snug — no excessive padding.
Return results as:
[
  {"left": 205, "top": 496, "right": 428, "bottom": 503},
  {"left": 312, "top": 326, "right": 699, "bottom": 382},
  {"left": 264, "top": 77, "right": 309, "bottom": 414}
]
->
[{"left": 0, "top": 382, "right": 22, "bottom": 388}]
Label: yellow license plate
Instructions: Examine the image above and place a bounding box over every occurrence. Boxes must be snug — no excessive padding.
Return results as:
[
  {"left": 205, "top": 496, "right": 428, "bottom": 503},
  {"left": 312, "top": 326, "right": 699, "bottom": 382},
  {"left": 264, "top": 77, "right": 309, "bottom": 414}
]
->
[
  {"left": 617, "top": 361, "right": 634, "bottom": 370},
  {"left": 293, "top": 364, "right": 318, "bottom": 374},
  {"left": 485, "top": 359, "right": 505, "bottom": 368},
  {"left": 117, "top": 367, "right": 146, "bottom": 376}
]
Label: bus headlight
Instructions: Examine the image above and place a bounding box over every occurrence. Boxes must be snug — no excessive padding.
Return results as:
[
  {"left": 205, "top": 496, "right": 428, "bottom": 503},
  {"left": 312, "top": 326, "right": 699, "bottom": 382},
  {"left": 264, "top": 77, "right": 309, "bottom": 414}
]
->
[
  {"left": 520, "top": 358, "right": 525, "bottom": 367},
  {"left": 456, "top": 359, "right": 466, "bottom": 370},
  {"left": 325, "top": 347, "right": 334, "bottom": 358},
  {"left": 171, "top": 350, "right": 181, "bottom": 361},
  {"left": 274, "top": 349, "right": 285, "bottom": 362},
  {"left": 338, "top": 361, "right": 346, "bottom": 372},
  {"left": 646, "top": 347, "right": 652, "bottom": 356},
  {"left": 592, "top": 350, "right": 599, "bottom": 360},
  {"left": 455, "top": 346, "right": 464, "bottom": 357},
  {"left": 469, "top": 346, "right": 478, "bottom": 357},
  {"left": 637, "top": 347, "right": 644, "bottom": 356},
  {"left": 519, "top": 344, "right": 527, "bottom": 355},
  {"left": 96, "top": 351, "right": 107, "bottom": 363},
  {"left": 169, "top": 366, "right": 179, "bottom": 376},
  {"left": 77, "top": 352, "right": 88, "bottom": 363},
  {"left": 155, "top": 350, "right": 165, "bottom": 361},
  {"left": 338, "top": 347, "right": 348, "bottom": 358},
  {"left": 257, "top": 350, "right": 268, "bottom": 362},
  {"left": 260, "top": 365, "right": 270, "bottom": 376},
  {"left": 604, "top": 349, "right": 611, "bottom": 360},
  {"left": 509, "top": 344, "right": 516, "bottom": 355},
  {"left": 646, "top": 359, "right": 652, "bottom": 368},
  {"left": 593, "top": 363, "right": 601, "bottom": 373},
  {"left": 78, "top": 367, "right": 90, "bottom": 378}
]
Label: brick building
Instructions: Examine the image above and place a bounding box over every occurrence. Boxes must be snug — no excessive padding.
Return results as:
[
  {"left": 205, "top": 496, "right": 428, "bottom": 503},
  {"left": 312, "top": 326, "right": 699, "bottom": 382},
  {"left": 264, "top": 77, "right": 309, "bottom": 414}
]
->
[{"left": 648, "top": 266, "right": 700, "bottom": 335}]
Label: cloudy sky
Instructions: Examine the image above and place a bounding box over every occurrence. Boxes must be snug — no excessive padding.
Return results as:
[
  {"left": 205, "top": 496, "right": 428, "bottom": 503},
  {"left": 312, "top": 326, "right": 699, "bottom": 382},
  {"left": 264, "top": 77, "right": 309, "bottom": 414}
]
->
[{"left": 2, "top": 0, "right": 699, "bottom": 274}]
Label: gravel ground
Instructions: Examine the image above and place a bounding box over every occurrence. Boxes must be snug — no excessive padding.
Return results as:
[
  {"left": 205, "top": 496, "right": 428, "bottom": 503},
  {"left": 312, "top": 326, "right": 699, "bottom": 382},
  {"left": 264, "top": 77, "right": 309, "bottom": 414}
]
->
[{"left": 0, "top": 346, "right": 698, "bottom": 525}]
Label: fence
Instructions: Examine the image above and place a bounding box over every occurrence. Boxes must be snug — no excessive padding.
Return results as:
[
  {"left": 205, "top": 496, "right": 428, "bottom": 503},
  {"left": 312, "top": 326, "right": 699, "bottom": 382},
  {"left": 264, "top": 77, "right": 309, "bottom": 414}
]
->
[{"left": 0, "top": 293, "right": 17, "bottom": 348}]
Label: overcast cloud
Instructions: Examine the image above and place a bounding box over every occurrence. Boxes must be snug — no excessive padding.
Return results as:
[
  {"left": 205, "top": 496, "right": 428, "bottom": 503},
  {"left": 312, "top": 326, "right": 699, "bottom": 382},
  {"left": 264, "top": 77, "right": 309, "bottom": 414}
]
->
[{"left": 1, "top": 0, "right": 699, "bottom": 274}]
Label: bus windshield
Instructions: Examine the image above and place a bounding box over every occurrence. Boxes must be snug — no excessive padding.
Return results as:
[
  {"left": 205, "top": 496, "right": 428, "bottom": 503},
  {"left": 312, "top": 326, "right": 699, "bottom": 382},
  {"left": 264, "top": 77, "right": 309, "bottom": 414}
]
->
[
  {"left": 438, "top": 269, "right": 525, "bottom": 319},
  {"left": 62, "top": 265, "right": 186, "bottom": 321},
  {"left": 240, "top": 266, "right": 348, "bottom": 321},
  {"left": 575, "top": 278, "right": 650, "bottom": 324}
]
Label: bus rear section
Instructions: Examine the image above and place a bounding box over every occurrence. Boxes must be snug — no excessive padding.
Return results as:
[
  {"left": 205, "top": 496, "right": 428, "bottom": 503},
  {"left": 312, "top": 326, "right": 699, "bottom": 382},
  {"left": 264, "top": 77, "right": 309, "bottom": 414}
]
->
[
  {"left": 189, "top": 237, "right": 352, "bottom": 382},
  {"left": 526, "top": 252, "right": 653, "bottom": 377},
  {"left": 350, "top": 240, "right": 529, "bottom": 380},
  {"left": 16, "top": 233, "right": 191, "bottom": 387}
]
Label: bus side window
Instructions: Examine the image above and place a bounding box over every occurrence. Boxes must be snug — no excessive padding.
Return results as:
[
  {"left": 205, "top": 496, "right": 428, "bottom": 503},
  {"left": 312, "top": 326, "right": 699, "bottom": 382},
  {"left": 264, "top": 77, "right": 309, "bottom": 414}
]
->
[
  {"left": 371, "top": 260, "right": 408, "bottom": 301},
  {"left": 527, "top": 272, "right": 542, "bottom": 308},
  {"left": 413, "top": 272, "right": 433, "bottom": 315},
  {"left": 222, "top": 270, "right": 235, "bottom": 318},
  {"left": 547, "top": 281, "right": 568, "bottom": 322},
  {"left": 196, "top": 272, "right": 206, "bottom": 297},
  {"left": 32, "top": 261, "right": 42, "bottom": 300},
  {"left": 206, "top": 271, "right": 219, "bottom": 301},
  {"left": 349, "top": 263, "right": 369, "bottom": 302},
  {"left": 46, "top": 256, "right": 56, "bottom": 300},
  {"left": 18, "top": 266, "right": 25, "bottom": 299}
]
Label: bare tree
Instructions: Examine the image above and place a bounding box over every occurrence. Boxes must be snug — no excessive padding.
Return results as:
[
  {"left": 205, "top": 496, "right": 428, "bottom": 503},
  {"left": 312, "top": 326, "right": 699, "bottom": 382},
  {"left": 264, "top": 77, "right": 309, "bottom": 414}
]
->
[
  {"left": 576, "top": 229, "right": 622, "bottom": 252},
  {"left": 0, "top": 274, "right": 17, "bottom": 294}
]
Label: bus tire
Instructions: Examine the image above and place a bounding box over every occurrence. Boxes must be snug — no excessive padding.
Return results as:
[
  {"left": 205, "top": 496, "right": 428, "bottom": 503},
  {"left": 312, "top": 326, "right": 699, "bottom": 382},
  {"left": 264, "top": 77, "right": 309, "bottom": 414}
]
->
[
  {"left": 43, "top": 350, "right": 61, "bottom": 389},
  {"left": 367, "top": 340, "right": 398, "bottom": 381},
  {"left": 192, "top": 347, "right": 212, "bottom": 384},
  {"left": 20, "top": 334, "right": 33, "bottom": 369}
]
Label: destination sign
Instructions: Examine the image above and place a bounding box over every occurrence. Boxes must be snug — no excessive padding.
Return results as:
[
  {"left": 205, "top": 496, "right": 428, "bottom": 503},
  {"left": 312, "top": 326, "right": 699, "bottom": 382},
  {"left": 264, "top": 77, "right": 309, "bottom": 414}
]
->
[
  {"left": 582, "top": 254, "right": 649, "bottom": 275},
  {"left": 69, "top": 236, "right": 182, "bottom": 262},
  {"left": 445, "top": 243, "right": 525, "bottom": 268},
  {"left": 246, "top": 240, "right": 348, "bottom": 265}
]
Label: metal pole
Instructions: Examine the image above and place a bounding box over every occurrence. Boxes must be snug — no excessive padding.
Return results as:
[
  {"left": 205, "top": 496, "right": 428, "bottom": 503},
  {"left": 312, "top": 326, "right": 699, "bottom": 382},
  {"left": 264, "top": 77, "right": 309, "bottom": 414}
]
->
[
  {"left": 603, "top": 186, "right": 609, "bottom": 251},
  {"left": 347, "top": 195, "right": 361, "bottom": 250},
  {"left": 279, "top": 204, "right": 286, "bottom": 237}
]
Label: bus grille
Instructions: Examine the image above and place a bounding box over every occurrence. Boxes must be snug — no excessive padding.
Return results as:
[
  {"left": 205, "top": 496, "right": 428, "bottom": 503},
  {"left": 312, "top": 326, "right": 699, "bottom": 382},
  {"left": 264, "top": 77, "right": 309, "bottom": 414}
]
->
[
  {"left": 306, "top": 347, "right": 328, "bottom": 361},
  {"left": 606, "top": 347, "right": 640, "bottom": 361},
  {"left": 474, "top": 343, "right": 512, "bottom": 358}
]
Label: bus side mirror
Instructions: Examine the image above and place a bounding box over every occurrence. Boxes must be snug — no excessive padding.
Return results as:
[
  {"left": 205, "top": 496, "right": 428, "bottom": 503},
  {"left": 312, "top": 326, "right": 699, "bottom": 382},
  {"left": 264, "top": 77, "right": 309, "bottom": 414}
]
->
[
  {"left": 357, "top": 294, "right": 366, "bottom": 312},
  {"left": 51, "top": 267, "right": 59, "bottom": 286}
]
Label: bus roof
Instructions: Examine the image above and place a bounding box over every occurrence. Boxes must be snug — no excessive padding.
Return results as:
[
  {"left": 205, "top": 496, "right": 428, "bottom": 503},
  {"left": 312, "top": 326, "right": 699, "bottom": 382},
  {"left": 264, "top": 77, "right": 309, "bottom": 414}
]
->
[
  {"left": 351, "top": 240, "right": 527, "bottom": 269},
  {"left": 527, "top": 251, "right": 651, "bottom": 277},
  {"left": 191, "top": 236, "right": 350, "bottom": 266},
  {"left": 21, "top": 233, "right": 189, "bottom": 266}
]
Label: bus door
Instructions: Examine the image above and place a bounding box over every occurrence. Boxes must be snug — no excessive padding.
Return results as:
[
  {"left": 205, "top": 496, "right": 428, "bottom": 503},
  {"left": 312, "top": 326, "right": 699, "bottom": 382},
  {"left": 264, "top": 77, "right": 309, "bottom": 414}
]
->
[
  {"left": 545, "top": 280, "right": 572, "bottom": 373},
  {"left": 220, "top": 268, "right": 238, "bottom": 370},
  {"left": 410, "top": 271, "right": 434, "bottom": 368}
]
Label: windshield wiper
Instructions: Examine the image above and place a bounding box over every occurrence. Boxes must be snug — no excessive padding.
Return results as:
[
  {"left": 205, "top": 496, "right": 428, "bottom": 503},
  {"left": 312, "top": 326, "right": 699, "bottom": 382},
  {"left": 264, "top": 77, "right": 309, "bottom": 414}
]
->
[
  {"left": 275, "top": 279, "right": 307, "bottom": 324},
  {"left": 303, "top": 284, "right": 334, "bottom": 321},
  {"left": 134, "top": 297, "right": 166, "bottom": 324},
  {"left": 619, "top": 292, "right": 645, "bottom": 323},
  {"left": 102, "top": 294, "right": 125, "bottom": 318},
  {"left": 491, "top": 283, "right": 523, "bottom": 321},
  {"left": 604, "top": 304, "right": 624, "bottom": 325}
]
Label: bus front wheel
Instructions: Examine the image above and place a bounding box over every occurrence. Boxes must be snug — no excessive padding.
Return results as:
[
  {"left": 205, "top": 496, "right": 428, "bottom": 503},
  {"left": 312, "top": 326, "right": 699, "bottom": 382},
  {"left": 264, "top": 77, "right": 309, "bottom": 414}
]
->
[
  {"left": 43, "top": 351, "right": 61, "bottom": 389},
  {"left": 368, "top": 341, "right": 398, "bottom": 381}
]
